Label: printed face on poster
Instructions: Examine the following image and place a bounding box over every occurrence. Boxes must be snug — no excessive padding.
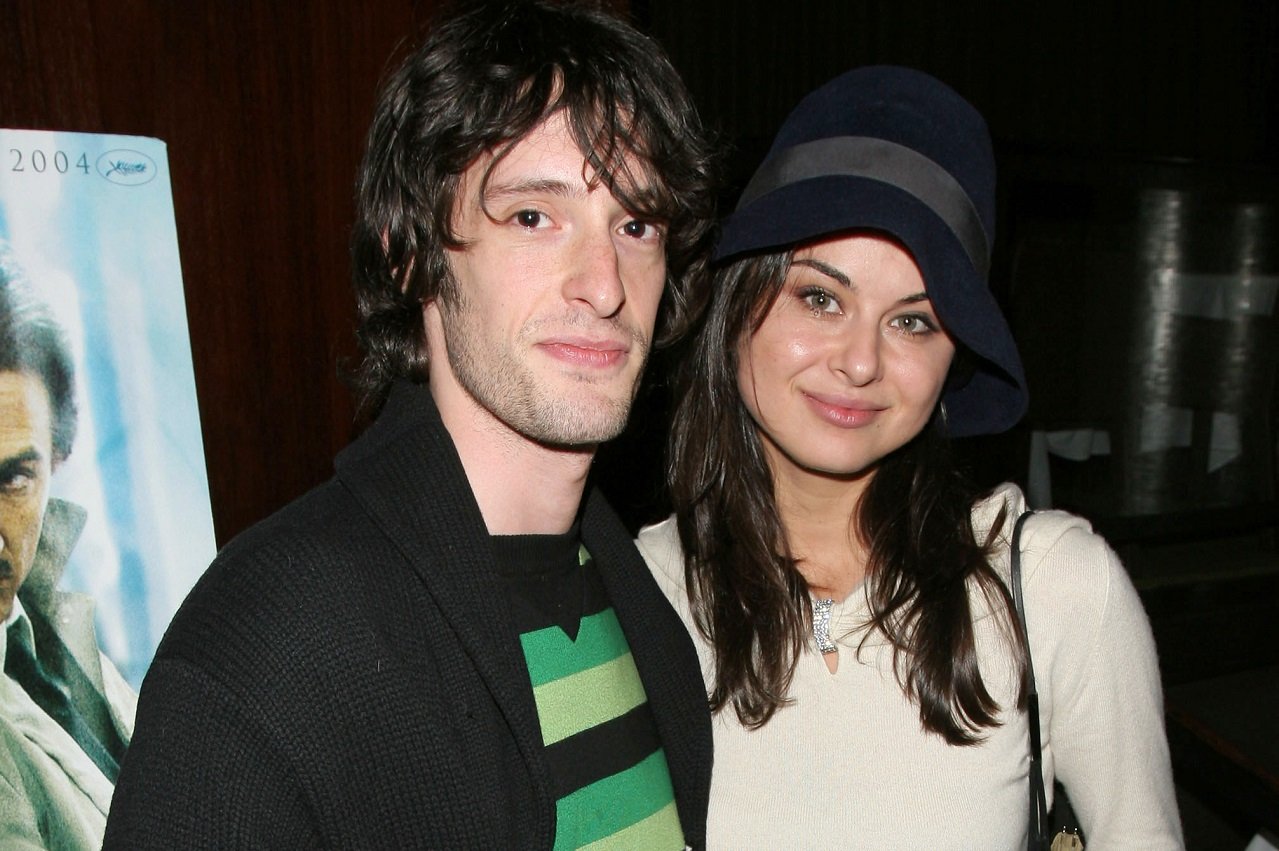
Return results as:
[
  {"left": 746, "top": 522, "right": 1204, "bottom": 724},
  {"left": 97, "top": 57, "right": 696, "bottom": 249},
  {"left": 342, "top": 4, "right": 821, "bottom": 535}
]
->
[{"left": 1, "top": 129, "right": 216, "bottom": 689}]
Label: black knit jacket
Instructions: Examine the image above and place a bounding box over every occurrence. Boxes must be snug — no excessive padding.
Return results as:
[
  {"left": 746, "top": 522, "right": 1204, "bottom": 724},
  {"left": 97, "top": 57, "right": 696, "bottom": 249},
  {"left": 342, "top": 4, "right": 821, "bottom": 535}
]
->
[{"left": 103, "top": 382, "right": 711, "bottom": 849}]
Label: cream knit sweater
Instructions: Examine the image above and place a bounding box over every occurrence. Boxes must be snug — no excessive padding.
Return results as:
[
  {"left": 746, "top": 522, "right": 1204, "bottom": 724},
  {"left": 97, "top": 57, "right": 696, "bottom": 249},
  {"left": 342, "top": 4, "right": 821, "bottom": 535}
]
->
[{"left": 637, "top": 483, "right": 1183, "bottom": 850}]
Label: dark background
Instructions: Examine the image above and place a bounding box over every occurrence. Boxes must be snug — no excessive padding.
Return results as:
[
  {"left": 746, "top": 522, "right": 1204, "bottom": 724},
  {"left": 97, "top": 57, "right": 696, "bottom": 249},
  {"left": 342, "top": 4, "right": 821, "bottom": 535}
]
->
[
  {"left": 644, "top": 1, "right": 1277, "bottom": 173},
  {"left": 4, "top": 0, "right": 1274, "bottom": 542}
]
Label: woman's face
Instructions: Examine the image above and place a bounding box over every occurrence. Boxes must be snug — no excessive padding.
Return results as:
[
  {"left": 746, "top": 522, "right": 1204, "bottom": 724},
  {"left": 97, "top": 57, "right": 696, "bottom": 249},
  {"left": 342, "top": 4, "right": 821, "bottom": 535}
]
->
[{"left": 736, "top": 233, "right": 956, "bottom": 487}]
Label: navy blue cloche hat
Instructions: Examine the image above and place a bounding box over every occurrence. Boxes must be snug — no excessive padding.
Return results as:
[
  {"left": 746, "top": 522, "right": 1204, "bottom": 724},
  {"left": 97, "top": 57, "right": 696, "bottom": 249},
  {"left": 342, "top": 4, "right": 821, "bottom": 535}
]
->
[{"left": 714, "top": 66, "right": 1027, "bottom": 437}]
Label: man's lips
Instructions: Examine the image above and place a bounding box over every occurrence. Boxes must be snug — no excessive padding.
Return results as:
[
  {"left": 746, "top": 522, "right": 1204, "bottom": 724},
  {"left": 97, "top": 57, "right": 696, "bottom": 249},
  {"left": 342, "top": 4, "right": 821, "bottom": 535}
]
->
[
  {"left": 538, "top": 337, "right": 630, "bottom": 368},
  {"left": 803, "top": 391, "right": 886, "bottom": 428}
]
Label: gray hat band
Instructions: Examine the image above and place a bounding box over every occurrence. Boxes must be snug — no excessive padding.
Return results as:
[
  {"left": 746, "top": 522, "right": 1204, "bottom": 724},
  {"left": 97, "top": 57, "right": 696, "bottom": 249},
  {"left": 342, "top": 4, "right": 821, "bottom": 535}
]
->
[{"left": 736, "top": 136, "right": 991, "bottom": 279}]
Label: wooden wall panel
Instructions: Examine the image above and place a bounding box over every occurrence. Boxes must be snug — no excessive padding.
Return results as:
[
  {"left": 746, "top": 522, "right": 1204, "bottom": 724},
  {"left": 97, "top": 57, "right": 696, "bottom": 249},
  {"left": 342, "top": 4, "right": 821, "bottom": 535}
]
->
[{"left": 2, "top": 0, "right": 439, "bottom": 543}]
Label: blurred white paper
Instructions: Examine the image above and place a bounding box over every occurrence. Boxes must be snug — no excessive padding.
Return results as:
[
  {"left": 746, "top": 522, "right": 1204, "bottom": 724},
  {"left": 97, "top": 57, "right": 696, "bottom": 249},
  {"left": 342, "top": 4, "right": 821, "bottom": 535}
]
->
[{"left": 1, "top": 129, "right": 215, "bottom": 687}]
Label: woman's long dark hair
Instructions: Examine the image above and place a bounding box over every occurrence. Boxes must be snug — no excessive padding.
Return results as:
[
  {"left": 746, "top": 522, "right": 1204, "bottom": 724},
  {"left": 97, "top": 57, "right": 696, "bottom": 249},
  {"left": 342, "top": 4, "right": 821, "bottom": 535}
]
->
[{"left": 669, "top": 248, "right": 1026, "bottom": 745}]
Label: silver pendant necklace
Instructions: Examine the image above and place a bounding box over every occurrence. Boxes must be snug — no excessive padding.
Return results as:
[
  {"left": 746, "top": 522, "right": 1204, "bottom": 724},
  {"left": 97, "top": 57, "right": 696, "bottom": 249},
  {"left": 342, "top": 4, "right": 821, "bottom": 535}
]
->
[{"left": 812, "top": 597, "right": 837, "bottom": 653}]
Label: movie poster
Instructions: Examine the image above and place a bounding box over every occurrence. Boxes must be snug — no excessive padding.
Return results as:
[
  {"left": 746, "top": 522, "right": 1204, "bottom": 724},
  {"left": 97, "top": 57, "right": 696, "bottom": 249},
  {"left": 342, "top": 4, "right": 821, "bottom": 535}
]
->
[{"left": 0, "top": 129, "right": 215, "bottom": 691}]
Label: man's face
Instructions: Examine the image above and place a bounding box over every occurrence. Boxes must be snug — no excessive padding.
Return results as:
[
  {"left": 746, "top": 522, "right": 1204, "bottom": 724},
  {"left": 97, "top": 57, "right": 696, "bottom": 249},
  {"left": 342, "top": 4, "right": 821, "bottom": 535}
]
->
[
  {"left": 0, "top": 370, "right": 54, "bottom": 622},
  {"left": 425, "top": 110, "right": 668, "bottom": 448}
]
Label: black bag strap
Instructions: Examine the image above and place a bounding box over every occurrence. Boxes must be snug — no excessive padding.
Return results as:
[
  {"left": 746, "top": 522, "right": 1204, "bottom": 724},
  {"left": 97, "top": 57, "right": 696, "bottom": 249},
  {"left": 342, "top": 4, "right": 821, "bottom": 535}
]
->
[{"left": 1010, "top": 509, "right": 1051, "bottom": 851}]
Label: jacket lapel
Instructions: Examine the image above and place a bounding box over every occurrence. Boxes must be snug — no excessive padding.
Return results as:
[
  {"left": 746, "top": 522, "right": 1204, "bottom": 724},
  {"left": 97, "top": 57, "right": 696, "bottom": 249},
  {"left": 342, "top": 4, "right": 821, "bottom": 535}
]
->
[
  {"left": 333, "top": 382, "right": 552, "bottom": 831},
  {"left": 581, "top": 489, "right": 712, "bottom": 847}
]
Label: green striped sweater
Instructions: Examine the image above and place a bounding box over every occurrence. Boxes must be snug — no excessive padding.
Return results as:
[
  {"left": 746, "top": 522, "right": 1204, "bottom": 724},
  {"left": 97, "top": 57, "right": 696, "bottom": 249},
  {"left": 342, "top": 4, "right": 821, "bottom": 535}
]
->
[{"left": 499, "top": 537, "right": 685, "bottom": 850}]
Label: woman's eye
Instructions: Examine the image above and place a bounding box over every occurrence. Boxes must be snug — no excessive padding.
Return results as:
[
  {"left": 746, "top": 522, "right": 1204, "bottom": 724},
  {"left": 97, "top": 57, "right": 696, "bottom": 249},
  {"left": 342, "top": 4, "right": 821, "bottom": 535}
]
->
[
  {"left": 799, "top": 287, "right": 839, "bottom": 314},
  {"left": 515, "top": 210, "right": 545, "bottom": 229},
  {"left": 892, "top": 314, "right": 936, "bottom": 335}
]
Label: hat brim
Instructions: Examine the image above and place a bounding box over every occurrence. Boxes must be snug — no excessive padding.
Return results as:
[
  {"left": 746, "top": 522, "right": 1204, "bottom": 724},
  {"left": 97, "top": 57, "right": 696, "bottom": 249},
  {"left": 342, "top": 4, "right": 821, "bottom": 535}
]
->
[{"left": 714, "top": 176, "right": 1027, "bottom": 437}]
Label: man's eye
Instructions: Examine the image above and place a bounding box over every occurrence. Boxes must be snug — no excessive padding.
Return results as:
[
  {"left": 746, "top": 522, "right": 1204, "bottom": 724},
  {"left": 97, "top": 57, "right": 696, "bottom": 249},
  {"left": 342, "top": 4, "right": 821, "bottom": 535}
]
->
[
  {"left": 0, "top": 472, "right": 33, "bottom": 495},
  {"left": 515, "top": 210, "right": 545, "bottom": 229},
  {"left": 622, "top": 220, "right": 660, "bottom": 240}
]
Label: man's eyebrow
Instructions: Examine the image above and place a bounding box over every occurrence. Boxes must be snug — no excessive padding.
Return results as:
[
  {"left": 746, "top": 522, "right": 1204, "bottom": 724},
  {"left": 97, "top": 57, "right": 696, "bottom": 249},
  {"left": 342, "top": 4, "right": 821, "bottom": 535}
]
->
[
  {"left": 483, "top": 177, "right": 583, "bottom": 204},
  {"left": 792, "top": 258, "right": 852, "bottom": 289},
  {"left": 0, "top": 448, "right": 42, "bottom": 475},
  {"left": 618, "top": 183, "right": 669, "bottom": 218}
]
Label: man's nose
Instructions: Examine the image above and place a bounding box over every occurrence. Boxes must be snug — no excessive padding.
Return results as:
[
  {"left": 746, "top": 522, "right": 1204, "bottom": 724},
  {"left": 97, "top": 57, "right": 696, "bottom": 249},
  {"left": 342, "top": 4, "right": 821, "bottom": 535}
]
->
[{"left": 562, "top": 227, "right": 626, "bottom": 317}]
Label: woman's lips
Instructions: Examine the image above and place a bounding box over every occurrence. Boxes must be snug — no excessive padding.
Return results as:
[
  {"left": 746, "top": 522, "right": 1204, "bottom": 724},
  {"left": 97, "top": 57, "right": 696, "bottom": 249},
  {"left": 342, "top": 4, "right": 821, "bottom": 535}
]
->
[{"left": 803, "top": 391, "right": 886, "bottom": 428}]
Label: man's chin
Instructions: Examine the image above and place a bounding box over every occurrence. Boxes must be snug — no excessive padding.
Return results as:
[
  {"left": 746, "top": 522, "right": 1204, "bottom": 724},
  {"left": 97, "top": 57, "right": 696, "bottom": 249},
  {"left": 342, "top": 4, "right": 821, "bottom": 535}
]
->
[
  {"left": 530, "top": 394, "right": 636, "bottom": 447},
  {"left": 454, "top": 361, "right": 642, "bottom": 450},
  {"left": 523, "top": 422, "right": 627, "bottom": 452},
  {"left": 524, "top": 418, "right": 628, "bottom": 450}
]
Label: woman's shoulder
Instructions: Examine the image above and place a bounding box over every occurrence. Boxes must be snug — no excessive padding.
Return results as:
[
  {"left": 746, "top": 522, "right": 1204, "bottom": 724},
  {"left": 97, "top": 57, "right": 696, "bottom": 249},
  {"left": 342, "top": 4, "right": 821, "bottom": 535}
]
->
[
  {"left": 973, "top": 484, "right": 1141, "bottom": 634},
  {"left": 635, "top": 515, "right": 687, "bottom": 605},
  {"left": 973, "top": 484, "right": 1115, "bottom": 576}
]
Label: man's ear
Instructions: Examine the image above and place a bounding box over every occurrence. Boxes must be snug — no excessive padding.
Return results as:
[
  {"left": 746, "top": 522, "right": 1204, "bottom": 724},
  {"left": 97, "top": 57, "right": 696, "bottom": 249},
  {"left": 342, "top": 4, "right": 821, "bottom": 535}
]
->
[
  {"left": 395, "top": 260, "right": 417, "bottom": 296},
  {"left": 421, "top": 299, "right": 448, "bottom": 372},
  {"left": 381, "top": 229, "right": 417, "bottom": 296},
  {"left": 422, "top": 297, "right": 443, "bottom": 326}
]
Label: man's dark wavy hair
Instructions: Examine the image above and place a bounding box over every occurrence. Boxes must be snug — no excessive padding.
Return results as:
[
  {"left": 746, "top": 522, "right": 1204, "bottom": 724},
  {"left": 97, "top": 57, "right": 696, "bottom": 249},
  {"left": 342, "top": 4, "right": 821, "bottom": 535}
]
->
[
  {"left": 349, "top": 0, "right": 717, "bottom": 414},
  {"left": 0, "top": 246, "right": 77, "bottom": 464}
]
